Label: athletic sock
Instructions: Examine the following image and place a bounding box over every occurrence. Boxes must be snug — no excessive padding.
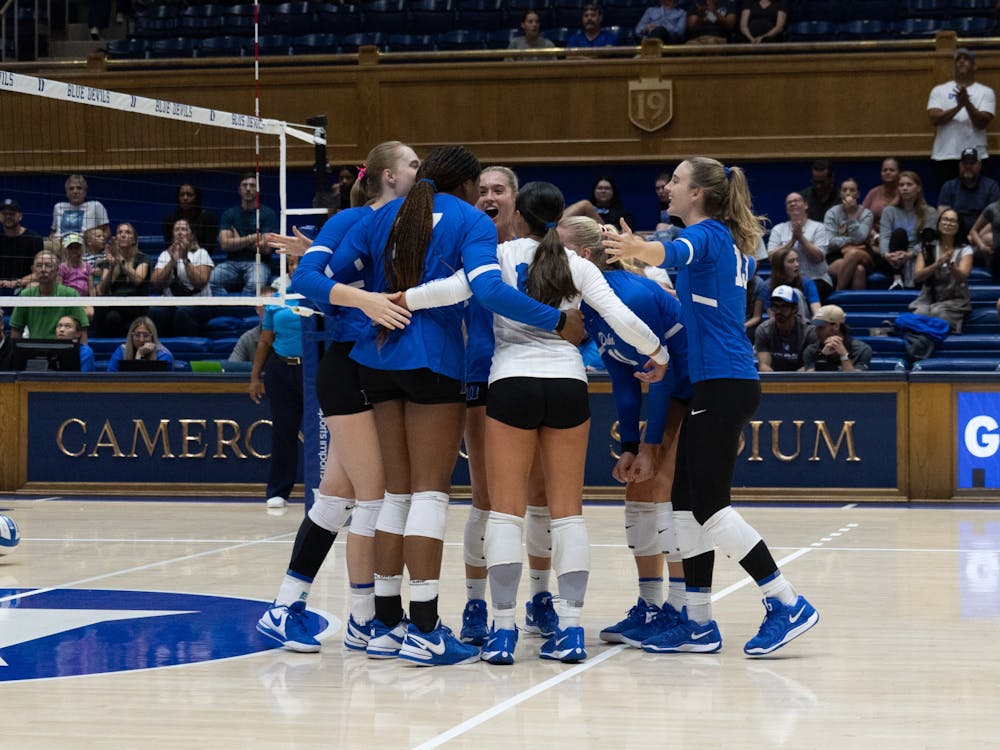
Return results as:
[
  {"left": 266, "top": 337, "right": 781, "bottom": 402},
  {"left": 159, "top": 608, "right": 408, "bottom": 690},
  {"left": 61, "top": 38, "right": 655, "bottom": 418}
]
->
[{"left": 638, "top": 576, "right": 663, "bottom": 606}]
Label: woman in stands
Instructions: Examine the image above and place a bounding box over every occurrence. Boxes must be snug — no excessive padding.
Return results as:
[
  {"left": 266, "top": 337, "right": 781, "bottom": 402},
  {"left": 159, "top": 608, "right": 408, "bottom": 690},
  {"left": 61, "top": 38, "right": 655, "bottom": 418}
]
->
[
  {"left": 107, "top": 316, "right": 173, "bottom": 372},
  {"left": 862, "top": 157, "right": 901, "bottom": 239},
  {"left": 909, "top": 208, "right": 974, "bottom": 332},
  {"left": 150, "top": 218, "right": 214, "bottom": 337},
  {"left": 825, "top": 178, "right": 876, "bottom": 291},
  {"left": 751, "top": 245, "right": 821, "bottom": 323},
  {"left": 738, "top": 0, "right": 787, "bottom": 43},
  {"left": 256, "top": 141, "right": 420, "bottom": 654},
  {"left": 93, "top": 222, "right": 152, "bottom": 338},
  {"left": 604, "top": 156, "right": 818, "bottom": 656},
  {"left": 879, "top": 170, "right": 938, "bottom": 290},
  {"left": 341, "top": 147, "right": 584, "bottom": 667},
  {"left": 558, "top": 216, "right": 690, "bottom": 650},
  {"left": 590, "top": 176, "right": 635, "bottom": 231}
]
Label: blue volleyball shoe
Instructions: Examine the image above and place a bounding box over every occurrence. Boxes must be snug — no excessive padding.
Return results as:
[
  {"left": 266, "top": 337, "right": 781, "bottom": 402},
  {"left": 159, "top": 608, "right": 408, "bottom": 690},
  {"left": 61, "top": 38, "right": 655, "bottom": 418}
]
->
[
  {"left": 343, "top": 614, "right": 370, "bottom": 652},
  {"left": 743, "top": 596, "right": 819, "bottom": 656},
  {"left": 460, "top": 598, "right": 489, "bottom": 646},
  {"left": 620, "top": 601, "right": 681, "bottom": 648},
  {"left": 480, "top": 624, "right": 519, "bottom": 665},
  {"left": 539, "top": 625, "right": 587, "bottom": 663},
  {"left": 398, "top": 621, "right": 481, "bottom": 666},
  {"left": 256, "top": 600, "right": 321, "bottom": 653},
  {"left": 524, "top": 591, "right": 559, "bottom": 637},
  {"left": 640, "top": 607, "right": 722, "bottom": 654},
  {"left": 367, "top": 616, "right": 408, "bottom": 659},
  {"left": 599, "top": 597, "right": 659, "bottom": 643}
]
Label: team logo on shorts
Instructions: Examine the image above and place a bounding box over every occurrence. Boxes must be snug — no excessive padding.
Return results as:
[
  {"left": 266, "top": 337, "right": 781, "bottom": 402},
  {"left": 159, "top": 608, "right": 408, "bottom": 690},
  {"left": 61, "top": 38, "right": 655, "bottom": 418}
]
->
[
  {"left": 0, "top": 588, "right": 335, "bottom": 682},
  {"left": 628, "top": 77, "right": 673, "bottom": 133}
]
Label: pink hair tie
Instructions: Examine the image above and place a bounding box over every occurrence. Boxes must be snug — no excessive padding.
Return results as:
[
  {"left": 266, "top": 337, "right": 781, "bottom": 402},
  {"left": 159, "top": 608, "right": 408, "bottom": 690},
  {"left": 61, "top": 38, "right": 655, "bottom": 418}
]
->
[{"left": 357, "top": 165, "right": 367, "bottom": 182}]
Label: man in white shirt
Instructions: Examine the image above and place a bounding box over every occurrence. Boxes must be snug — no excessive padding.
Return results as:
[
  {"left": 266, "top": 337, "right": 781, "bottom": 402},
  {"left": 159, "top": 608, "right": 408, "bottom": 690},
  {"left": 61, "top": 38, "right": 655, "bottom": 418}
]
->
[
  {"left": 928, "top": 47, "right": 996, "bottom": 190},
  {"left": 767, "top": 192, "right": 832, "bottom": 300}
]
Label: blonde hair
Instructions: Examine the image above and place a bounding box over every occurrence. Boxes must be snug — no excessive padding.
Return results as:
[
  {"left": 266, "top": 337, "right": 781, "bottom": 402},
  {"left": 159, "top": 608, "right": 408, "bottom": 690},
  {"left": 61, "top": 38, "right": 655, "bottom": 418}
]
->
[
  {"left": 480, "top": 165, "right": 519, "bottom": 194},
  {"left": 350, "top": 141, "right": 410, "bottom": 207},
  {"left": 686, "top": 156, "right": 766, "bottom": 256},
  {"left": 123, "top": 316, "right": 162, "bottom": 360},
  {"left": 898, "top": 170, "right": 931, "bottom": 236}
]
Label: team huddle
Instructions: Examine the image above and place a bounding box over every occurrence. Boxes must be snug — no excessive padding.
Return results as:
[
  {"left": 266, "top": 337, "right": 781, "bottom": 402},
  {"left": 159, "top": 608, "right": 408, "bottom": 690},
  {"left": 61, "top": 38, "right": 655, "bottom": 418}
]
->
[{"left": 254, "top": 142, "right": 819, "bottom": 667}]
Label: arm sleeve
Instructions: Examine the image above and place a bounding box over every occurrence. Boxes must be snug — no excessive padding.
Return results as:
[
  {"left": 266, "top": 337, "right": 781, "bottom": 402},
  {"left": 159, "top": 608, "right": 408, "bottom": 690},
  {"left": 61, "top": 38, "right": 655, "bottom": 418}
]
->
[
  {"left": 980, "top": 85, "right": 996, "bottom": 116},
  {"left": 292, "top": 212, "right": 368, "bottom": 305},
  {"left": 462, "top": 218, "right": 561, "bottom": 331},
  {"left": 635, "top": 8, "right": 652, "bottom": 34},
  {"left": 823, "top": 208, "right": 846, "bottom": 251},
  {"left": 156, "top": 346, "right": 174, "bottom": 365},
  {"left": 575, "top": 258, "right": 665, "bottom": 360},
  {"left": 604, "top": 357, "right": 643, "bottom": 446},
  {"left": 802, "top": 277, "right": 820, "bottom": 306},
  {"left": 643, "top": 378, "right": 671, "bottom": 445},
  {"left": 406, "top": 270, "right": 472, "bottom": 311}
]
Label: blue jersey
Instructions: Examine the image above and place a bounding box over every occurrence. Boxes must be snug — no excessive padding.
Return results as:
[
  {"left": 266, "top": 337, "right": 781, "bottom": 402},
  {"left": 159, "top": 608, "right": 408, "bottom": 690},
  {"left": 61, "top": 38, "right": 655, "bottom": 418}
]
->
[
  {"left": 581, "top": 270, "right": 692, "bottom": 445},
  {"left": 464, "top": 297, "right": 494, "bottom": 384},
  {"left": 343, "top": 193, "right": 561, "bottom": 380},
  {"left": 263, "top": 292, "right": 304, "bottom": 359},
  {"left": 659, "top": 220, "right": 758, "bottom": 383},
  {"left": 292, "top": 207, "right": 371, "bottom": 342}
]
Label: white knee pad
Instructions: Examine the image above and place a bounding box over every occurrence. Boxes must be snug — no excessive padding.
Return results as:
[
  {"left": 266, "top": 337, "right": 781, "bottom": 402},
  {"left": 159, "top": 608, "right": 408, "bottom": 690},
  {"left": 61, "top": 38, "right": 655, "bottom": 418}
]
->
[
  {"left": 550, "top": 515, "right": 590, "bottom": 576},
  {"left": 624, "top": 501, "right": 660, "bottom": 558},
  {"left": 307, "top": 490, "right": 356, "bottom": 533},
  {"left": 464, "top": 506, "right": 489, "bottom": 567},
  {"left": 375, "top": 492, "right": 411, "bottom": 536},
  {"left": 657, "top": 502, "right": 682, "bottom": 563},
  {"left": 348, "top": 498, "right": 383, "bottom": 538},
  {"left": 403, "top": 490, "right": 449, "bottom": 541},
  {"left": 525, "top": 504, "right": 552, "bottom": 559},
  {"left": 702, "top": 506, "right": 763, "bottom": 562},
  {"left": 484, "top": 511, "right": 524, "bottom": 568},
  {"left": 674, "top": 509, "right": 714, "bottom": 558}
]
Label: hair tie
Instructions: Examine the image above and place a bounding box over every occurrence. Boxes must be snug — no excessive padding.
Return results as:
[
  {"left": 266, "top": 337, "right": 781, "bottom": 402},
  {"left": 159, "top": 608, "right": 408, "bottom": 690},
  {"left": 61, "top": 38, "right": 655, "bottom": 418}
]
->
[
  {"left": 356, "top": 164, "right": 366, "bottom": 182},
  {"left": 420, "top": 177, "right": 437, "bottom": 191},
  {"left": 723, "top": 165, "right": 732, "bottom": 179},
  {"left": 545, "top": 221, "right": 557, "bottom": 229}
]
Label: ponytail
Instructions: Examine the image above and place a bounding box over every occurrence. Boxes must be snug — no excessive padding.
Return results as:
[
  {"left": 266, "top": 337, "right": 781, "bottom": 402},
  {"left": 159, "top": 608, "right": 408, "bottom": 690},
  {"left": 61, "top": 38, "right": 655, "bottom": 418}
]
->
[
  {"left": 686, "top": 156, "right": 767, "bottom": 257},
  {"left": 517, "top": 181, "right": 578, "bottom": 307}
]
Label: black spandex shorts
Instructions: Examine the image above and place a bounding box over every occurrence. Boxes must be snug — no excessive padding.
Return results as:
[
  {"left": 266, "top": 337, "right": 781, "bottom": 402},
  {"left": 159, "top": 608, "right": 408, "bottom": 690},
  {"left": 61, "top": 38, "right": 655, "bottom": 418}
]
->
[
  {"left": 316, "top": 341, "right": 372, "bottom": 417},
  {"left": 465, "top": 381, "right": 488, "bottom": 409},
  {"left": 359, "top": 365, "right": 465, "bottom": 405},
  {"left": 486, "top": 377, "right": 590, "bottom": 430}
]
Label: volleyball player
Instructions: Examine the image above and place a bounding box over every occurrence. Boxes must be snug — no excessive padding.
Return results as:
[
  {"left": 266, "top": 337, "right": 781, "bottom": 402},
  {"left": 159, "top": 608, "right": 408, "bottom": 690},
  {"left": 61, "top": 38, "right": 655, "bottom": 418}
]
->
[
  {"left": 604, "top": 158, "right": 819, "bottom": 655},
  {"left": 557, "top": 216, "right": 691, "bottom": 645},
  {"left": 256, "top": 141, "right": 419, "bottom": 652},
  {"left": 339, "top": 147, "right": 585, "bottom": 667}
]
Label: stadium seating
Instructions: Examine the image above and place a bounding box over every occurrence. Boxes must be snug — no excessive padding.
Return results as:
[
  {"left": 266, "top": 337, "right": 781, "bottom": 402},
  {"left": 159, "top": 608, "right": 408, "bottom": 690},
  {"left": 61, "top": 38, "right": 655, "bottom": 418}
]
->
[
  {"left": 436, "top": 29, "right": 488, "bottom": 50},
  {"left": 912, "top": 358, "right": 1000, "bottom": 371},
  {"left": 409, "top": 0, "right": 458, "bottom": 36},
  {"left": 316, "top": 3, "right": 363, "bottom": 36}
]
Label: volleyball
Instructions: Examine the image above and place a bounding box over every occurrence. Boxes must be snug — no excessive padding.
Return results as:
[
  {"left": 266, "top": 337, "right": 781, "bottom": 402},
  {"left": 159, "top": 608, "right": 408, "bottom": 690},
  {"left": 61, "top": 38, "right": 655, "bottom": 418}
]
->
[{"left": 0, "top": 515, "right": 20, "bottom": 557}]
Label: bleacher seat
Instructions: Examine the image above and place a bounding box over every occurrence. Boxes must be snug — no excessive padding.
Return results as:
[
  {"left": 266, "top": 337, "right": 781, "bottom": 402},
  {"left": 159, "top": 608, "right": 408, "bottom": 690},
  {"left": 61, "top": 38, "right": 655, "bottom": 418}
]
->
[
  {"left": 210, "top": 338, "right": 240, "bottom": 356},
  {"left": 409, "top": 0, "right": 457, "bottom": 35},
  {"left": 161, "top": 337, "right": 213, "bottom": 361},
  {"left": 837, "top": 19, "right": 889, "bottom": 40},
  {"left": 897, "top": 17, "right": 948, "bottom": 36},
  {"left": 551, "top": 1, "right": 587, "bottom": 29},
  {"left": 134, "top": 4, "right": 179, "bottom": 38},
  {"left": 436, "top": 29, "right": 487, "bottom": 50},
  {"left": 544, "top": 26, "right": 571, "bottom": 45},
  {"left": 223, "top": 4, "right": 257, "bottom": 34},
  {"left": 105, "top": 37, "right": 147, "bottom": 59},
  {"left": 912, "top": 357, "right": 1000, "bottom": 371},
  {"left": 828, "top": 290, "right": 920, "bottom": 311},
  {"left": 316, "top": 3, "right": 362, "bottom": 36},
  {"left": 797, "top": 0, "right": 843, "bottom": 22},
  {"left": 179, "top": 5, "right": 225, "bottom": 37},
  {"left": 148, "top": 37, "right": 196, "bottom": 58},
  {"left": 788, "top": 21, "right": 837, "bottom": 42},
  {"left": 934, "top": 334, "right": 1000, "bottom": 357},
  {"left": 197, "top": 35, "right": 245, "bottom": 56},
  {"left": 484, "top": 28, "right": 518, "bottom": 48},
  {"left": 387, "top": 33, "right": 436, "bottom": 52},
  {"left": 905, "top": 0, "right": 952, "bottom": 17},
  {"left": 267, "top": 2, "right": 317, "bottom": 36},
  {"left": 362, "top": 0, "right": 409, "bottom": 35},
  {"left": 856, "top": 335, "right": 907, "bottom": 355},
  {"left": 602, "top": 0, "right": 646, "bottom": 29},
  {"left": 868, "top": 357, "right": 908, "bottom": 372},
  {"left": 953, "top": 15, "right": 995, "bottom": 35},
  {"left": 970, "top": 285, "right": 1000, "bottom": 304},
  {"left": 87, "top": 338, "right": 124, "bottom": 358},
  {"left": 258, "top": 34, "right": 292, "bottom": 56},
  {"left": 857, "top": 0, "right": 900, "bottom": 21},
  {"left": 456, "top": 0, "right": 505, "bottom": 31},
  {"left": 966, "top": 307, "right": 999, "bottom": 331},
  {"left": 508, "top": 0, "right": 554, "bottom": 27},
  {"left": 291, "top": 32, "right": 340, "bottom": 54},
  {"left": 950, "top": 0, "right": 996, "bottom": 16},
  {"left": 341, "top": 32, "right": 386, "bottom": 50}
]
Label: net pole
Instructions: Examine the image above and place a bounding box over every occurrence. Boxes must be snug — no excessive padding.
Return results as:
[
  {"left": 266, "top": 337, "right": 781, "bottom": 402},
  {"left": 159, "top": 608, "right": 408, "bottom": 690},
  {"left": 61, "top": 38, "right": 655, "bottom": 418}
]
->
[
  {"left": 278, "top": 125, "right": 288, "bottom": 304},
  {"left": 253, "top": 0, "right": 262, "bottom": 298}
]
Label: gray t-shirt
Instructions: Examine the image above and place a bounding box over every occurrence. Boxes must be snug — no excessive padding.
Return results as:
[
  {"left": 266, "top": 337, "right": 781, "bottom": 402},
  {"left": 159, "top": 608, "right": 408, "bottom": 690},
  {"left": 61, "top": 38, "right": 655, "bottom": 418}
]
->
[
  {"left": 754, "top": 317, "right": 817, "bottom": 371},
  {"left": 803, "top": 335, "right": 873, "bottom": 371}
]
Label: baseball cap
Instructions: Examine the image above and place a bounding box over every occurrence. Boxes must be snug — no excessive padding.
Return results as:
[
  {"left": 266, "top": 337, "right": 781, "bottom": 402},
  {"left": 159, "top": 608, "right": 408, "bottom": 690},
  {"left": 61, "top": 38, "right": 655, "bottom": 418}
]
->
[
  {"left": 61, "top": 232, "right": 84, "bottom": 248},
  {"left": 961, "top": 147, "right": 980, "bottom": 162},
  {"left": 770, "top": 284, "right": 799, "bottom": 304},
  {"left": 1, "top": 198, "right": 21, "bottom": 212},
  {"left": 813, "top": 305, "right": 846, "bottom": 326},
  {"left": 954, "top": 47, "right": 975, "bottom": 61}
]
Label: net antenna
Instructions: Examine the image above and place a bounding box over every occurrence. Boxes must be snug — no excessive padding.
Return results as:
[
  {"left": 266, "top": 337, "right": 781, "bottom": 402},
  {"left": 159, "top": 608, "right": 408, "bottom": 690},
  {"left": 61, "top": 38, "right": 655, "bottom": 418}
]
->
[{"left": 0, "top": 69, "right": 325, "bottom": 313}]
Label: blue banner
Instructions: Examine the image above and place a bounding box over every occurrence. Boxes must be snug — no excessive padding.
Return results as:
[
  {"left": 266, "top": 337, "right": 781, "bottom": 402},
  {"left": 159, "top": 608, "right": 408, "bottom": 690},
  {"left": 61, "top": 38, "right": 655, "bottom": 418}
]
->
[{"left": 957, "top": 391, "right": 1000, "bottom": 490}]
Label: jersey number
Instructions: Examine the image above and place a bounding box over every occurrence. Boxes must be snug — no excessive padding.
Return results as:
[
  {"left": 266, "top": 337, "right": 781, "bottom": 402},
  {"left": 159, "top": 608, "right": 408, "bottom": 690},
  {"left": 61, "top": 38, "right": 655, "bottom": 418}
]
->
[{"left": 733, "top": 246, "right": 750, "bottom": 290}]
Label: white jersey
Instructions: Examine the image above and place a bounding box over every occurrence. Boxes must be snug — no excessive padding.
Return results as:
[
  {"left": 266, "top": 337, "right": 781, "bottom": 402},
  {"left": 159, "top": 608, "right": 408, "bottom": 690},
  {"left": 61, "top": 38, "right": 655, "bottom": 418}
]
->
[
  {"left": 489, "top": 237, "right": 662, "bottom": 385},
  {"left": 928, "top": 80, "right": 996, "bottom": 160}
]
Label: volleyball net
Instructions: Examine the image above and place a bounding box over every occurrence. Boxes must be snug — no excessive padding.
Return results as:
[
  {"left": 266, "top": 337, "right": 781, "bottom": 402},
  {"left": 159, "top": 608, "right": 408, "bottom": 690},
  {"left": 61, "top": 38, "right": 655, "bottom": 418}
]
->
[{"left": 0, "top": 69, "right": 327, "bottom": 314}]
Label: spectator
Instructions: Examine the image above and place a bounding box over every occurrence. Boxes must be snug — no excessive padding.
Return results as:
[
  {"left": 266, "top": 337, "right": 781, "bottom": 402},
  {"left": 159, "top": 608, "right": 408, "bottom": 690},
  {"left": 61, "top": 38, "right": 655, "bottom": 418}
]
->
[
  {"left": 937, "top": 147, "right": 1000, "bottom": 243},
  {"left": 228, "top": 314, "right": 262, "bottom": 362},
  {"left": 879, "top": 171, "right": 938, "bottom": 290},
  {"left": 803, "top": 305, "right": 872, "bottom": 372},
  {"left": 686, "top": 0, "right": 736, "bottom": 44},
  {"left": 313, "top": 165, "right": 359, "bottom": 215},
  {"left": 568, "top": 3, "right": 618, "bottom": 47},
  {"left": 212, "top": 173, "right": 278, "bottom": 295},
  {"left": 755, "top": 244, "right": 821, "bottom": 322},
  {"left": 969, "top": 196, "right": 1000, "bottom": 280},
  {"left": 107, "top": 316, "right": 174, "bottom": 372},
  {"left": 508, "top": 10, "right": 556, "bottom": 56},
  {"left": 0, "top": 306, "right": 11, "bottom": 369},
  {"left": 0, "top": 198, "right": 44, "bottom": 293},
  {"left": 9, "top": 250, "right": 89, "bottom": 341},
  {"left": 738, "top": 0, "right": 786, "bottom": 44},
  {"left": 93, "top": 223, "right": 152, "bottom": 338},
  {"left": 862, "top": 157, "right": 901, "bottom": 241},
  {"left": 825, "top": 178, "right": 876, "bottom": 291},
  {"left": 800, "top": 159, "right": 838, "bottom": 223},
  {"left": 767, "top": 191, "right": 833, "bottom": 300},
  {"left": 590, "top": 176, "right": 635, "bottom": 230},
  {"left": 754, "top": 285, "right": 818, "bottom": 372},
  {"left": 928, "top": 48, "right": 996, "bottom": 190},
  {"left": 150, "top": 218, "right": 215, "bottom": 337},
  {"left": 162, "top": 184, "right": 220, "bottom": 253},
  {"left": 50, "top": 174, "right": 110, "bottom": 246},
  {"left": 57, "top": 233, "right": 95, "bottom": 299},
  {"left": 54, "top": 315, "right": 95, "bottom": 372},
  {"left": 635, "top": 0, "right": 687, "bottom": 44},
  {"left": 81, "top": 227, "right": 108, "bottom": 274},
  {"left": 909, "top": 209, "right": 974, "bottom": 333},
  {"left": 654, "top": 170, "right": 671, "bottom": 227}
]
